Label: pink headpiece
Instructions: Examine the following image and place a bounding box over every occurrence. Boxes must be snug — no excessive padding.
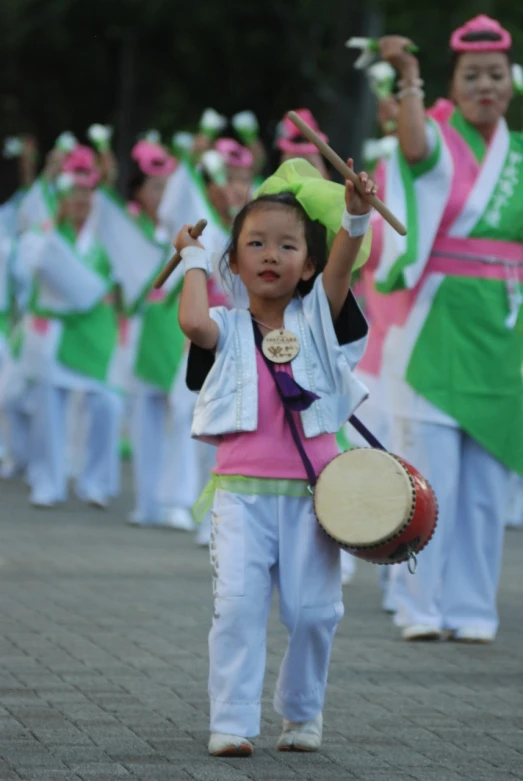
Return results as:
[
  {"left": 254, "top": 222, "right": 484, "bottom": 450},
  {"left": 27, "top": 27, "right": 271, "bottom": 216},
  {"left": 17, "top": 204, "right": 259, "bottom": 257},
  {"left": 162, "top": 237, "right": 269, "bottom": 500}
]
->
[
  {"left": 62, "top": 145, "right": 100, "bottom": 188},
  {"left": 131, "top": 140, "right": 176, "bottom": 177},
  {"left": 276, "top": 108, "right": 328, "bottom": 155},
  {"left": 215, "top": 138, "right": 254, "bottom": 169},
  {"left": 450, "top": 15, "right": 511, "bottom": 52}
]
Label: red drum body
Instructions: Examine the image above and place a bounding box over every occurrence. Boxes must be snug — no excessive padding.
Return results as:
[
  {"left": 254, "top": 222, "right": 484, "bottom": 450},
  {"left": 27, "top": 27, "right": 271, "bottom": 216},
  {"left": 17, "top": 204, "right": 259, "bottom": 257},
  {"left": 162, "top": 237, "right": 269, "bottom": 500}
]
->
[{"left": 314, "top": 449, "right": 438, "bottom": 565}]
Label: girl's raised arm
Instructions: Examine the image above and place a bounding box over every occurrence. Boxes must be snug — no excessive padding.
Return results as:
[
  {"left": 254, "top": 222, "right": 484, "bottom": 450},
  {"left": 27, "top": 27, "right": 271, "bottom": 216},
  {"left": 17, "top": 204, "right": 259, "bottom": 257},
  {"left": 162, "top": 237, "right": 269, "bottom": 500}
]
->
[
  {"left": 176, "top": 225, "right": 220, "bottom": 350},
  {"left": 322, "top": 162, "right": 376, "bottom": 321}
]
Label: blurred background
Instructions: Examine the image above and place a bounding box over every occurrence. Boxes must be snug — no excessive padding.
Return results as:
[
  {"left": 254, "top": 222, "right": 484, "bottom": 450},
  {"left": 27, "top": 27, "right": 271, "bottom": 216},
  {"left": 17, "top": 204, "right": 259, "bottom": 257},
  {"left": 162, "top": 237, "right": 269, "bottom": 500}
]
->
[{"left": 1, "top": 0, "right": 522, "bottom": 199}]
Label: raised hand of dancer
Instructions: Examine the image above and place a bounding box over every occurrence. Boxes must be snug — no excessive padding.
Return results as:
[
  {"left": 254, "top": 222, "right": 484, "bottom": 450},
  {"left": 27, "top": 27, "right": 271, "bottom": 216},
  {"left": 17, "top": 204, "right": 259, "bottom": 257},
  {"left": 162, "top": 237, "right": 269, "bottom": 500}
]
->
[{"left": 344, "top": 159, "right": 377, "bottom": 215}]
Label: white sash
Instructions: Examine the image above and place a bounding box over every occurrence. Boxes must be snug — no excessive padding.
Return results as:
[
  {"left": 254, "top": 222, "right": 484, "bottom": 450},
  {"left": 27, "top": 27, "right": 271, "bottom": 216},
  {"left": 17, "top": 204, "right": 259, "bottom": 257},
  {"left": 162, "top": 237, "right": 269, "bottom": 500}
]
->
[
  {"left": 159, "top": 160, "right": 249, "bottom": 307},
  {"left": 448, "top": 119, "right": 510, "bottom": 238},
  {"left": 17, "top": 179, "right": 53, "bottom": 233},
  {"left": 96, "top": 189, "right": 169, "bottom": 309},
  {"left": 375, "top": 120, "right": 454, "bottom": 291},
  {"left": 36, "top": 223, "right": 108, "bottom": 314}
]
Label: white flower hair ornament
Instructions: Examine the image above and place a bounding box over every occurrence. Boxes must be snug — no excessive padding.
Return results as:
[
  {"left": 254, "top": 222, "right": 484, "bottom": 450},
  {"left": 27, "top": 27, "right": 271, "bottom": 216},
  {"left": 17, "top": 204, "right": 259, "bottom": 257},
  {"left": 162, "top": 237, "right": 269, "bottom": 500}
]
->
[
  {"left": 199, "top": 149, "right": 227, "bottom": 187},
  {"left": 366, "top": 61, "right": 396, "bottom": 100},
  {"left": 171, "top": 131, "right": 194, "bottom": 155},
  {"left": 345, "top": 37, "right": 418, "bottom": 70},
  {"left": 231, "top": 111, "right": 259, "bottom": 143},
  {"left": 55, "top": 172, "right": 76, "bottom": 197},
  {"left": 3, "top": 137, "right": 23, "bottom": 159},
  {"left": 512, "top": 64, "right": 523, "bottom": 96},
  {"left": 55, "top": 131, "right": 78, "bottom": 153},
  {"left": 363, "top": 136, "right": 398, "bottom": 164},
  {"left": 199, "top": 108, "right": 228, "bottom": 139},
  {"left": 87, "top": 124, "right": 113, "bottom": 151},
  {"left": 143, "top": 129, "right": 162, "bottom": 144}
]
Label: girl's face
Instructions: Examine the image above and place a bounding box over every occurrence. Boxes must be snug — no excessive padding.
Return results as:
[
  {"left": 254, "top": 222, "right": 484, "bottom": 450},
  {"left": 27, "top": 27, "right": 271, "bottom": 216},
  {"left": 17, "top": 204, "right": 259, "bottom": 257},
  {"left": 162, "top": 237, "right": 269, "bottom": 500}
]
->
[
  {"left": 135, "top": 174, "right": 169, "bottom": 219},
  {"left": 451, "top": 52, "right": 512, "bottom": 129},
  {"left": 230, "top": 205, "right": 314, "bottom": 301}
]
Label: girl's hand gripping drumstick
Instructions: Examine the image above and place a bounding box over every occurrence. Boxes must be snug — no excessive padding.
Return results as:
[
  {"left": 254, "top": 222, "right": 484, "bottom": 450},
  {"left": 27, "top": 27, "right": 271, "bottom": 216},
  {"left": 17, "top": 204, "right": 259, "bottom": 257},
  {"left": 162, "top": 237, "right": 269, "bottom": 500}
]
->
[
  {"left": 154, "top": 218, "right": 208, "bottom": 289},
  {"left": 286, "top": 111, "right": 407, "bottom": 236}
]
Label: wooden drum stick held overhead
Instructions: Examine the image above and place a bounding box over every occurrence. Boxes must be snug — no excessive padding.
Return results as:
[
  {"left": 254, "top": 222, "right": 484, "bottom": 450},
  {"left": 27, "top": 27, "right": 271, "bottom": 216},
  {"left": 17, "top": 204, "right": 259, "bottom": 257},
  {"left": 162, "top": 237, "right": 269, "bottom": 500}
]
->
[
  {"left": 153, "top": 219, "right": 208, "bottom": 289},
  {"left": 286, "top": 111, "right": 407, "bottom": 236}
]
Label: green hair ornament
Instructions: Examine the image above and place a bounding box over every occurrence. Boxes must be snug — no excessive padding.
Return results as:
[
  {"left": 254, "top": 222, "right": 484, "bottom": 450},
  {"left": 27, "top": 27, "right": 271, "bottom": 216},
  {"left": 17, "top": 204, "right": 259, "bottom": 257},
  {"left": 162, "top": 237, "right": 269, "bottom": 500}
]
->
[{"left": 255, "top": 159, "right": 371, "bottom": 271}]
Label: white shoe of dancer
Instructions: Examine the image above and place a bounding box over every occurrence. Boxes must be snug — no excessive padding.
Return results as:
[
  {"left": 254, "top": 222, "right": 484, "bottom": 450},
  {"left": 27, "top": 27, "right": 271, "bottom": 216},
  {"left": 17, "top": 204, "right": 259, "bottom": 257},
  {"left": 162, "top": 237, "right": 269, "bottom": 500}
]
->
[
  {"left": 402, "top": 624, "right": 441, "bottom": 641},
  {"left": 449, "top": 627, "right": 495, "bottom": 644},
  {"left": 208, "top": 733, "right": 253, "bottom": 757},
  {"left": 277, "top": 712, "right": 323, "bottom": 752},
  {"left": 162, "top": 507, "right": 195, "bottom": 531}
]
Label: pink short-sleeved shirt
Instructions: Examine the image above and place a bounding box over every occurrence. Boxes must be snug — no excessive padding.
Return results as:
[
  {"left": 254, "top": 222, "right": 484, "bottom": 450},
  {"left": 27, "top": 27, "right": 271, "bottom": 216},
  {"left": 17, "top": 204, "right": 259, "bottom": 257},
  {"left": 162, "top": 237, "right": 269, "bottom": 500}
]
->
[{"left": 214, "top": 350, "right": 338, "bottom": 479}]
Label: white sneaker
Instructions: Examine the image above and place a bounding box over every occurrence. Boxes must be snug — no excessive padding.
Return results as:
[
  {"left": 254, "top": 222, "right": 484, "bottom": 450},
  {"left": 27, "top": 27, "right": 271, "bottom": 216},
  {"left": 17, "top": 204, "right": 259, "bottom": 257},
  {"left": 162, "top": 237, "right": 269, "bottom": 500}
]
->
[
  {"left": 402, "top": 624, "right": 441, "bottom": 641},
  {"left": 208, "top": 733, "right": 253, "bottom": 757},
  {"left": 87, "top": 497, "right": 107, "bottom": 510},
  {"left": 449, "top": 627, "right": 495, "bottom": 644},
  {"left": 277, "top": 712, "right": 322, "bottom": 752},
  {"left": 30, "top": 500, "right": 56, "bottom": 509},
  {"left": 162, "top": 507, "right": 195, "bottom": 531}
]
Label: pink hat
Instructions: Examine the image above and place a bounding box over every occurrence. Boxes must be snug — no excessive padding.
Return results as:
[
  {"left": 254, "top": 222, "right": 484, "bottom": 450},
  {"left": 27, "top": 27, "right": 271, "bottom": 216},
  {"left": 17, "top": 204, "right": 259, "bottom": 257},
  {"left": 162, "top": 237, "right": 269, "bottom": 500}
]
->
[
  {"left": 450, "top": 15, "right": 511, "bottom": 53},
  {"left": 215, "top": 138, "right": 254, "bottom": 169},
  {"left": 131, "top": 140, "right": 176, "bottom": 177},
  {"left": 62, "top": 145, "right": 100, "bottom": 188},
  {"left": 276, "top": 108, "right": 328, "bottom": 155}
]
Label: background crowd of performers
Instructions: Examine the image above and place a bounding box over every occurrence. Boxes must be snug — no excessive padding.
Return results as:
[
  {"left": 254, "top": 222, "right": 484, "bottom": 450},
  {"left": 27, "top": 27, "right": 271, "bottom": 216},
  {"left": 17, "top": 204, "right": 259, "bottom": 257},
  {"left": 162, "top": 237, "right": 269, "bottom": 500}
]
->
[{"left": 0, "top": 16, "right": 522, "bottom": 647}]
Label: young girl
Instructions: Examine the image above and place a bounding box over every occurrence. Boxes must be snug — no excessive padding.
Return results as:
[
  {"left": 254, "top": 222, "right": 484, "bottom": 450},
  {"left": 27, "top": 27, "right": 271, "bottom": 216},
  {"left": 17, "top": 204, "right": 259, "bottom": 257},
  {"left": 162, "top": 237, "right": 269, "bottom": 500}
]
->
[{"left": 175, "top": 158, "right": 376, "bottom": 757}]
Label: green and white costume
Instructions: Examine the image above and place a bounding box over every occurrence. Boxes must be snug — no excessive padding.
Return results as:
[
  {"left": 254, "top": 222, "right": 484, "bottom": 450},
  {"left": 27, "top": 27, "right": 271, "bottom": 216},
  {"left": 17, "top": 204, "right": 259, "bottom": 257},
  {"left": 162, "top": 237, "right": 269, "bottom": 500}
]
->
[{"left": 375, "top": 104, "right": 522, "bottom": 636}]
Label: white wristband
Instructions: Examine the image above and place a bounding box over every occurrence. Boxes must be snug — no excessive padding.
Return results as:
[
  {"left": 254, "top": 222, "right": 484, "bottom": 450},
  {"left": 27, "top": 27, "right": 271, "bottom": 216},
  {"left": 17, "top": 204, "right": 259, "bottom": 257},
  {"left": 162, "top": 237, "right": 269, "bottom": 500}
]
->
[
  {"left": 181, "top": 245, "right": 212, "bottom": 278},
  {"left": 341, "top": 209, "right": 371, "bottom": 238}
]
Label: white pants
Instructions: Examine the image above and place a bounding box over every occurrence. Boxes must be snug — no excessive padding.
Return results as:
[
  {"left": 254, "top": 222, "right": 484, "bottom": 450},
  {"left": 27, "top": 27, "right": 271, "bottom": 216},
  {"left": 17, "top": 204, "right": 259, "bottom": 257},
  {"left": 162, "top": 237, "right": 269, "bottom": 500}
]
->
[
  {"left": 391, "top": 418, "right": 510, "bottom": 634},
  {"left": 30, "top": 382, "right": 122, "bottom": 504},
  {"left": 208, "top": 490, "right": 343, "bottom": 737},
  {"left": 506, "top": 473, "right": 523, "bottom": 527},
  {"left": 131, "top": 389, "right": 200, "bottom": 522},
  {"left": 195, "top": 440, "right": 217, "bottom": 544},
  {"left": 0, "top": 386, "right": 34, "bottom": 477}
]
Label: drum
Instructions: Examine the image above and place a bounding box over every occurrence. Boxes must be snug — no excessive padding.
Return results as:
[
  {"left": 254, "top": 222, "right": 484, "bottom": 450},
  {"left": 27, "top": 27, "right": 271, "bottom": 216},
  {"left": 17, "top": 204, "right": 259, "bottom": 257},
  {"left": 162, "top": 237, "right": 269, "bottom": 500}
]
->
[{"left": 314, "top": 448, "right": 438, "bottom": 565}]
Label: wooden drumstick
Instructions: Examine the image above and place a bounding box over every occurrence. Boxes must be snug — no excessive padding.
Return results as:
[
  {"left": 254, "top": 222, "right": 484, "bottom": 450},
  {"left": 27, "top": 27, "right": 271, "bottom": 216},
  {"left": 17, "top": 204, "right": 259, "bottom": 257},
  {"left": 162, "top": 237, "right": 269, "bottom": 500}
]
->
[
  {"left": 153, "top": 219, "right": 208, "bottom": 289},
  {"left": 286, "top": 110, "right": 407, "bottom": 236}
]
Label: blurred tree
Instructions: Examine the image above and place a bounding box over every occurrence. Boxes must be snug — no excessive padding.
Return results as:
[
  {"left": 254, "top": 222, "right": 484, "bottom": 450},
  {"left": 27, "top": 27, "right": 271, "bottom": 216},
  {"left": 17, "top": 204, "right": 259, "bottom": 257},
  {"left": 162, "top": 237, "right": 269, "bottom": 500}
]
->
[{"left": 0, "top": 0, "right": 522, "bottom": 199}]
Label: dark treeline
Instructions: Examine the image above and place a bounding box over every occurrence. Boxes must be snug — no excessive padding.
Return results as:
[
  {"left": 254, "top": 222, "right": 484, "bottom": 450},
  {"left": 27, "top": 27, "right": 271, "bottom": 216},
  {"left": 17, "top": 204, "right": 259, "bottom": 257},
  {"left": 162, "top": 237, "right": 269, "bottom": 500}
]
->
[{"left": 1, "top": 0, "right": 522, "bottom": 198}]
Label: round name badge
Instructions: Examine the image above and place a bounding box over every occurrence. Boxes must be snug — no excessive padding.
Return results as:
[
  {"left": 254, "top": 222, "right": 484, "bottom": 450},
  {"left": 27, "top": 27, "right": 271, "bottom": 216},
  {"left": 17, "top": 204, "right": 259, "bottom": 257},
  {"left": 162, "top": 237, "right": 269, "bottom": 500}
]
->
[{"left": 261, "top": 329, "right": 300, "bottom": 364}]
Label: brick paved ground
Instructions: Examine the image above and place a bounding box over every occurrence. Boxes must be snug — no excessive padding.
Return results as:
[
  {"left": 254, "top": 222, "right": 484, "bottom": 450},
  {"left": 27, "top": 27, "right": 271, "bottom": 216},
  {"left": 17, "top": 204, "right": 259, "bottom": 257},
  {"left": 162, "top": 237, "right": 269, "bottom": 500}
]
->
[{"left": 0, "top": 472, "right": 522, "bottom": 781}]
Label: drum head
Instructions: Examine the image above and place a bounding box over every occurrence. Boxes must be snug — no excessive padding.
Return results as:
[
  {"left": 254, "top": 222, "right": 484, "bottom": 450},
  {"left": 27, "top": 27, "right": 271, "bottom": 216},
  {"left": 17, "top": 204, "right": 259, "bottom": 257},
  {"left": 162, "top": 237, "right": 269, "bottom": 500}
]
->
[{"left": 314, "top": 449, "right": 414, "bottom": 547}]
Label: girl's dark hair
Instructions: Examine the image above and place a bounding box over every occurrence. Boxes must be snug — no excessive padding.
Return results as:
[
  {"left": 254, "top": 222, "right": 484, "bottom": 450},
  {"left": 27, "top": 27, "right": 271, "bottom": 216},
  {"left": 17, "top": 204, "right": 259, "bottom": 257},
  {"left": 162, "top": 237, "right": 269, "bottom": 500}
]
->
[
  {"left": 219, "top": 192, "right": 327, "bottom": 297},
  {"left": 450, "top": 31, "right": 512, "bottom": 75},
  {"left": 126, "top": 160, "right": 148, "bottom": 202}
]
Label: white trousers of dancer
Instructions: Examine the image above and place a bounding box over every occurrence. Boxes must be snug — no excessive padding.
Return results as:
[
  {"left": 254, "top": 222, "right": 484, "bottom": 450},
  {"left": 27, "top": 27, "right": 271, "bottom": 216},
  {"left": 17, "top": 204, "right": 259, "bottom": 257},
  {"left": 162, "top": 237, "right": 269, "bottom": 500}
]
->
[
  {"left": 209, "top": 490, "right": 343, "bottom": 738},
  {"left": 391, "top": 418, "right": 510, "bottom": 635},
  {"left": 0, "top": 387, "right": 33, "bottom": 478},
  {"left": 195, "top": 439, "right": 217, "bottom": 545},
  {"left": 506, "top": 473, "right": 523, "bottom": 527},
  {"left": 30, "top": 381, "right": 122, "bottom": 505},
  {"left": 130, "top": 387, "right": 200, "bottom": 523}
]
